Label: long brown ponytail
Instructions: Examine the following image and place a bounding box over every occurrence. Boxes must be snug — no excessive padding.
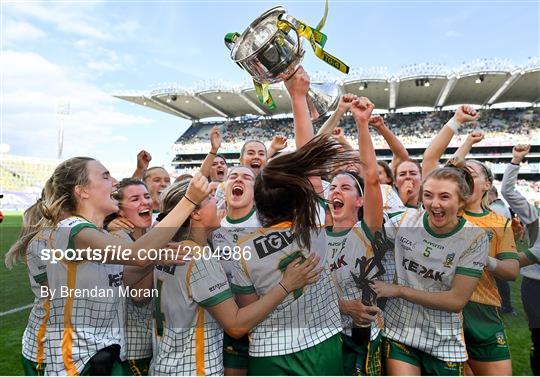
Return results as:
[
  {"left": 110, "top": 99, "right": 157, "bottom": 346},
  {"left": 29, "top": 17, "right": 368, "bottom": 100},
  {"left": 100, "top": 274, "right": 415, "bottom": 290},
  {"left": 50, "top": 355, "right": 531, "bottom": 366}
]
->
[{"left": 254, "top": 134, "right": 359, "bottom": 249}]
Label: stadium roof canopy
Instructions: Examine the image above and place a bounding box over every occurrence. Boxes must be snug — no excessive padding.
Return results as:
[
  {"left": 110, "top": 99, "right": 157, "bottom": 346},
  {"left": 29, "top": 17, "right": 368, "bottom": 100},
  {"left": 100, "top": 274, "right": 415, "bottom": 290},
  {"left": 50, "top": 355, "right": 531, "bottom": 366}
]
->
[{"left": 114, "top": 58, "right": 540, "bottom": 121}]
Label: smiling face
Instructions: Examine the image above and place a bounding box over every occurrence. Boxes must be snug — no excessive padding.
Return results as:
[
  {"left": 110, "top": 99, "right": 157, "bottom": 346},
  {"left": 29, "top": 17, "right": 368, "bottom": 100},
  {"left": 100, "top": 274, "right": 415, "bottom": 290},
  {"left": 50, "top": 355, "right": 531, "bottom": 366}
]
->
[
  {"left": 145, "top": 167, "right": 171, "bottom": 209},
  {"left": 210, "top": 156, "right": 228, "bottom": 182},
  {"left": 466, "top": 161, "right": 491, "bottom": 207},
  {"left": 225, "top": 167, "right": 255, "bottom": 211},
  {"left": 328, "top": 174, "right": 363, "bottom": 225},
  {"left": 422, "top": 178, "right": 463, "bottom": 234},
  {"left": 240, "top": 141, "right": 267, "bottom": 175},
  {"left": 118, "top": 184, "right": 153, "bottom": 229},
  {"left": 79, "top": 160, "right": 119, "bottom": 216}
]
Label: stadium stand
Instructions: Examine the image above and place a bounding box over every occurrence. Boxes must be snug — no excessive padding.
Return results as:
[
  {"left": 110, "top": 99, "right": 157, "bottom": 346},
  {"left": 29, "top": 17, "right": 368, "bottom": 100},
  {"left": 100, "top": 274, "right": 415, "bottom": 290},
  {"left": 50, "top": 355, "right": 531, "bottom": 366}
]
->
[
  {"left": 169, "top": 107, "right": 540, "bottom": 205},
  {"left": 0, "top": 155, "right": 60, "bottom": 209},
  {"left": 172, "top": 107, "right": 540, "bottom": 155}
]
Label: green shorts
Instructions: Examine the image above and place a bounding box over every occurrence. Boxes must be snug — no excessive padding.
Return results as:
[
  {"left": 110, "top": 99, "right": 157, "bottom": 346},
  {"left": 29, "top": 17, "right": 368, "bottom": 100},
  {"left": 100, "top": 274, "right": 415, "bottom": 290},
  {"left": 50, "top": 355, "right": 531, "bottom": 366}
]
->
[
  {"left": 463, "top": 301, "right": 511, "bottom": 361},
  {"left": 223, "top": 332, "right": 249, "bottom": 369},
  {"left": 247, "top": 333, "right": 344, "bottom": 376},
  {"left": 342, "top": 330, "right": 382, "bottom": 376},
  {"left": 384, "top": 338, "right": 464, "bottom": 376},
  {"left": 21, "top": 355, "right": 45, "bottom": 376},
  {"left": 121, "top": 357, "right": 152, "bottom": 376}
]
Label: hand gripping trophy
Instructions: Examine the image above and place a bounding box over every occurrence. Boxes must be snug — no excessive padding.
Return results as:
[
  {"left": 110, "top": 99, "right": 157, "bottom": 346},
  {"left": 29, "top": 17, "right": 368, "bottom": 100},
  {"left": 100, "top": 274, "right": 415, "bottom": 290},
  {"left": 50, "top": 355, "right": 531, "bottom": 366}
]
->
[{"left": 224, "top": 2, "right": 349, "bottom": 121}]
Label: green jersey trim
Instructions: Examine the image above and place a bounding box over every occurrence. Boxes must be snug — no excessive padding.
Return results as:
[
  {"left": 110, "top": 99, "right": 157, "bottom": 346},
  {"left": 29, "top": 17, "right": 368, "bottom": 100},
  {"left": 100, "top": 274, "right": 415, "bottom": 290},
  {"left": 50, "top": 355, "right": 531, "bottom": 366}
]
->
[
  {"left": 464, "top": 209, "right": 490, "bottom": 217},
  {"left": 198, "top": 288, "right": 233, "bottom": 308},
  {"left": 34, "top": 272, "right": 48, "bottom": 284},
  {"left": 360, "top": 221, "right": 376, "bottom": 242},
  {"left": 456, "top": 267, "right": 483, "bottom": 278},
  {"left": 423, "top": 212, "right": 466, "bottom": 239},
  {"left": 230, "top": 283, "right": 256, "bottom": 295},
  {"left": 497, "top": 252, "right": 519, "bottom": 261},
  {"left": 226, "top": 206, "right": 256, "bottom": 224},
  {"left": 503, "top": 218, "right": 511, "bottom": 232},
  {"left": 317, "top": 196, "right": 329, "bottom": 210},
  {"left": 325, "top": 227, "right": 352, "bottom": 237},
  {"left": 387, "top": 211, "right": 405, "bottom": 219},
  {"left": 405, "top": 203, "right": 420, "bottom": 209},
  {"left": 67, "top": 221, "right": 98, "bottom": 250},
  {"left": 523, "top": 249, "right": 539, "bottom": 264}
]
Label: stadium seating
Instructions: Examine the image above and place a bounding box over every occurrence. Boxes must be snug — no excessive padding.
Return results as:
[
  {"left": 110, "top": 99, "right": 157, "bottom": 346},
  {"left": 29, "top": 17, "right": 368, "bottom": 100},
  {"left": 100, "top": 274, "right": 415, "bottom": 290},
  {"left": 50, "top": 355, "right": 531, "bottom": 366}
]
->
[
  {"left": 172, "top": 107, "right": 540, "bottom": 154},
  {"left": 0, "top": 155, "right": 59, "bottom": 209}
]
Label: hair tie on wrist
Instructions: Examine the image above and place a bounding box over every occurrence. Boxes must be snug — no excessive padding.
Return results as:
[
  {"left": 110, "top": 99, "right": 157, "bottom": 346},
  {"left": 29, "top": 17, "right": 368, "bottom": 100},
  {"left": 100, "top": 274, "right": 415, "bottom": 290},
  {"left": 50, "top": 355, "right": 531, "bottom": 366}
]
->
[
  {"left": 184, "top": 195, "right": 198, "bottom": 206},
  {"left": 209, "top": 151, "right": 217, "bottom": 156},
  {"left": 279, "top": 282, "right": 290, "bottom": 294}
]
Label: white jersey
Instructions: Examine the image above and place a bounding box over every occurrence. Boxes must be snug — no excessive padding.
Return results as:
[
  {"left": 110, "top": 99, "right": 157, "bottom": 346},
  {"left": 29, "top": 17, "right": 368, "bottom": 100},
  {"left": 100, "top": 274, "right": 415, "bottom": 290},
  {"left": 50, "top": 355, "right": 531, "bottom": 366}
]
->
[
  {"left": 231, "top": 220, "right": 342, "bottom": 357},
  {"left": 150, "top": 242, "right": 232, "bottom": 376},
  {"left": 22, "top": 230, "right": 51, "bottom": 365},
  {"left": 381, "top": 184, "right": 406, "bottom": 215},
  {"left": 111, "top": 230, "right": 153, "bottom": 360},
  {"left": 211, "top": 207, "right": 261, "bottom": 281},
  {"left": 214, "top": 182, "right": 227, "bottom": 210},
  {"left": 326, "top": 222, "right": 386, "bottom": 340},
  {"left": 45, "top": 216, "right": 126, "bottom": 375},
  {"left": 383, "top": 209, "right": 489, "bottom": 362},
  {"left": 151, "top": 210, "right": 160, "bottom": 225}
]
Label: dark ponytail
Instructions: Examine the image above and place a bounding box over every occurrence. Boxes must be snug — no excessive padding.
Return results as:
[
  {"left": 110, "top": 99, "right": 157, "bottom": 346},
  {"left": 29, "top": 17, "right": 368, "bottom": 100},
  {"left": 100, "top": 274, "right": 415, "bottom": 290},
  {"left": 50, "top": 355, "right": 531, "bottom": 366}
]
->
[{"left": 255, "top": 134, "right": 360, "bottom": 249}]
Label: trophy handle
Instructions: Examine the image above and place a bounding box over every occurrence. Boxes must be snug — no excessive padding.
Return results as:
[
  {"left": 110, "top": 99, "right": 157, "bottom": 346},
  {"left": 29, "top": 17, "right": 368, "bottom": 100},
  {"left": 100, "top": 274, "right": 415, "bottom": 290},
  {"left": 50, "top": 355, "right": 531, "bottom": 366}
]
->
[
  {"left": 276, "top": 14, "right": 302, "bottom": 60},
  {"left": 224, "top": 32, "right": 240, "bottom": 51}
]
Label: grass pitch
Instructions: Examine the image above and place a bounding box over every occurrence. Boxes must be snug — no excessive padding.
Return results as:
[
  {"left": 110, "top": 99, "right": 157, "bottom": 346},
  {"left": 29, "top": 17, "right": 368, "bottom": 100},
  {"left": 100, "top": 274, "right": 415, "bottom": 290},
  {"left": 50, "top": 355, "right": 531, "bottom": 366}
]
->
[{"left": 0, "top": 212, "right": 534, "bottom": 375}]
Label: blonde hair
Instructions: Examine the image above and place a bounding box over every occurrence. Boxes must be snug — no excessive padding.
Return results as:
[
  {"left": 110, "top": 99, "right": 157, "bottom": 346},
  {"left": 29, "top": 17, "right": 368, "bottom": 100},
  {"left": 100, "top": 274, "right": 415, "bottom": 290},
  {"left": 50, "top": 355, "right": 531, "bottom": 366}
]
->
[
  {"left": 466, "top": 160, "right": 493, "bottom": 210},
  {"left": 39, "top": 157, "right": 95, "bottom": 227},
  {"left": 425, "top": 160, "right": 474, "bottom": 210},
  {"left": 5, "top": 178, "right": 54, "bottom": 268}
]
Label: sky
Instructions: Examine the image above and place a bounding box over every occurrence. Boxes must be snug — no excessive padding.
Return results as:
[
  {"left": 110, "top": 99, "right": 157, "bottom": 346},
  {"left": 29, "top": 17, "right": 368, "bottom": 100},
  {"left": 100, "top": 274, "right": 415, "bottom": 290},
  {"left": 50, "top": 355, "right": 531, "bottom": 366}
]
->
[{"left": 1, "top": 0, "right": 539, "bottom": 173}]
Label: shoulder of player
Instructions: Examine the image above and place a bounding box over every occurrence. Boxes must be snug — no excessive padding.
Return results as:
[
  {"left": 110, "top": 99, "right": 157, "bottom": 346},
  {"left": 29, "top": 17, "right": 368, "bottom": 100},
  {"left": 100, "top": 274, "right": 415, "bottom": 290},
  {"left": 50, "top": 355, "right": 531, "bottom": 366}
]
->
[
  {"left": 58, "top": 215, "right": 95, "bottom": 228},
  {"left": 390, "top": 207, "right": 423, "bottom": 226},
  {"left": 26, "top": 230, "right": 50, "bottom": 259},
  {"left": 459, "top": 218, "right": 491, "bottom": 244},
  {"left": 237, "top": 228, "right": 262, "bottom": 246},
  {"left": 466, "top": 209, "right": 509, "bottom": 228}
]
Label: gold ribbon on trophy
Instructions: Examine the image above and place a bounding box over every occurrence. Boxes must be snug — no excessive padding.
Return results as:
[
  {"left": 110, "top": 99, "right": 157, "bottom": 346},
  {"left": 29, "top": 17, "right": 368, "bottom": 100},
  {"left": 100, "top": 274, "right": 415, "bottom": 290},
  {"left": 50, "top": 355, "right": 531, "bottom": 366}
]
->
[{"left": 252, "top": 0, "right": 349, "bottom": 109}]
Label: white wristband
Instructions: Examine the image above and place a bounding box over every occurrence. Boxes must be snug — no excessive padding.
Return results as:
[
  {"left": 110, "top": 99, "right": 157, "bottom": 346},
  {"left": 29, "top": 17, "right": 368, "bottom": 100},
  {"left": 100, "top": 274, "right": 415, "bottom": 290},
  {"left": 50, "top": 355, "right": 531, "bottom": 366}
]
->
[
  {"left": 446, "top": 117, "right": 462, "bottom": 134},
  {"left": 487, "top": 256, "right": 498, "bottom": 271}
]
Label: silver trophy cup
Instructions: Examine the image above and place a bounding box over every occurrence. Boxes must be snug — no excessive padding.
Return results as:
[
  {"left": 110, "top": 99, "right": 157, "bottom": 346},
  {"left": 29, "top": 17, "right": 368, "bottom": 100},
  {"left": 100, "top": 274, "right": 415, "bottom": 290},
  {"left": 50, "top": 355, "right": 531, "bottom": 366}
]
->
[{"left": 225, "top": 6, "right": 342, "bottom": 122}]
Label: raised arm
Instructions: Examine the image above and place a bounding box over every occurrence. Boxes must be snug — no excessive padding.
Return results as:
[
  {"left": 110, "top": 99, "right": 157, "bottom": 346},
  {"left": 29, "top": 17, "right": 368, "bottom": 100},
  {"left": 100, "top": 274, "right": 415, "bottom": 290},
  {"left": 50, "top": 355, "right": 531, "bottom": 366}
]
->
[
  {"left": 331, "top": 127, "right": 353, "bottom": 151},
  {"left": 284, "top": 66, "right": 322, "bottom": 193},
  {"left": 132, "top": 150, "right": 151, "bottom": 180},
  {"left": 316, "top": 94, "right": 356, "bottom": 136},
  {"left": 199, "top": 126, "right": 221, "bottom": 178},
  {"left": 452, "top": 131, "right": 484, "bottom": 160},
  {"left": 369, "top": 115, "right": 409, "bottom": 169},
  {"left": 422, "top": 105, "right": 479, "bottom": 177},
  {"left": 285, "top": 66, "right": 314, "bottom": 149},
  {"left": 267, "top": 135, "right": 288, "bottom": 159},
  {"left": 501, "top": 144, "right": 538, "bottom": 225},
  {"left": 351, "top": 98, "right": 384, "bottom": 232}
]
